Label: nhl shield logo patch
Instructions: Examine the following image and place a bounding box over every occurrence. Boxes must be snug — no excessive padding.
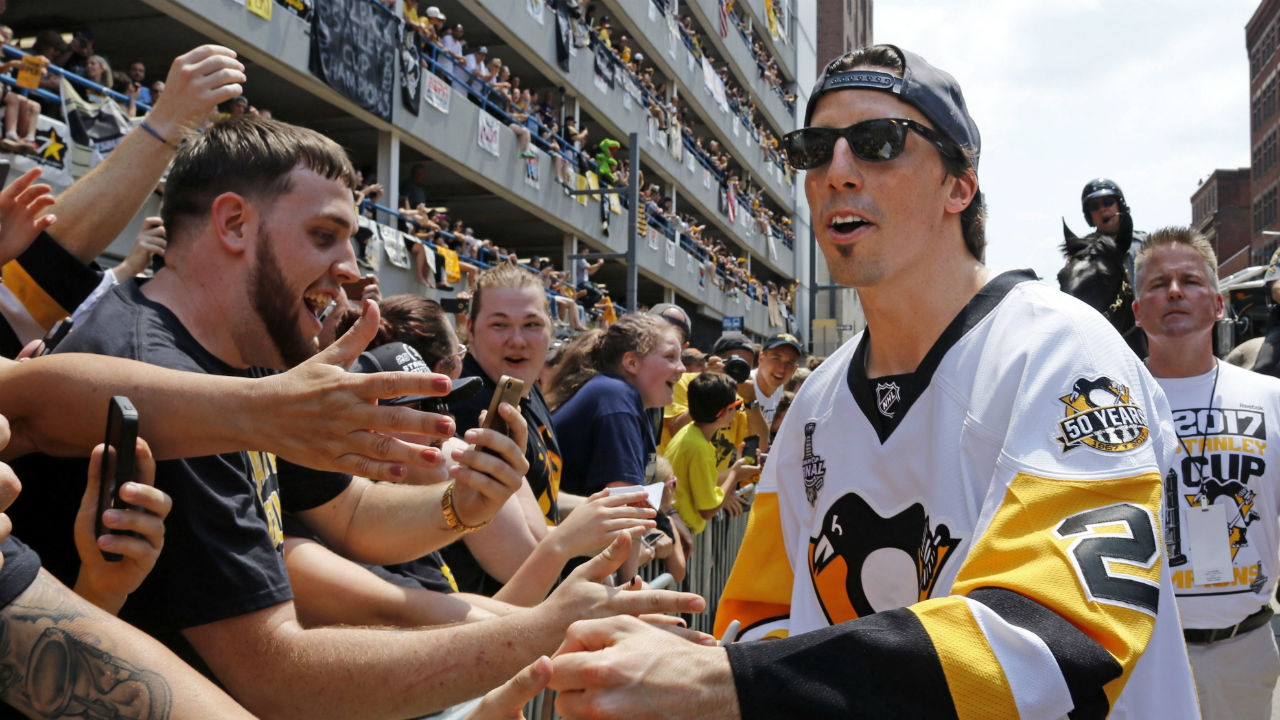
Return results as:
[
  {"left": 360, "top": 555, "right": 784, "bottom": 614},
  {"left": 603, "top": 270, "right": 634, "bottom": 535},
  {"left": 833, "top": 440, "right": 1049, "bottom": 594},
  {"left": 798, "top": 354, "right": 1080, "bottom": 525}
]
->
[
  {"left": 876, "top": 381, "right": 901, "bottom": 418},
  {"left": 1056, "top": 376, "right": 1149, "bottom": 453}
]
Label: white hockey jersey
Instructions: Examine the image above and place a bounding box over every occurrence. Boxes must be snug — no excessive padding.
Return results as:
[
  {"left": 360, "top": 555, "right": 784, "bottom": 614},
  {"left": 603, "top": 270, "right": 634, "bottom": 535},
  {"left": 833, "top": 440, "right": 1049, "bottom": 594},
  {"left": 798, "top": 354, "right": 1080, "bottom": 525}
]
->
[
  {"left": 1158, "top": 360, "right": 1280, "bottom": 629},
  {"left": 723, "top": 271, "right": 1198, "bottom": 720}
]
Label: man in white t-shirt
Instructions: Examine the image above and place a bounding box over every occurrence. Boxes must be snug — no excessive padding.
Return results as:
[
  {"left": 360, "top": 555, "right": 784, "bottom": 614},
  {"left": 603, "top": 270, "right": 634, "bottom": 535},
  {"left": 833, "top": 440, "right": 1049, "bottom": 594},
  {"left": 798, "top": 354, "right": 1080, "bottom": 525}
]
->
[
  {"left": 750, "top": 333, "right": 801, "bottom": 428},
  {"left": 1134, "top": 226, "right": 1280, "bottom": 719}
]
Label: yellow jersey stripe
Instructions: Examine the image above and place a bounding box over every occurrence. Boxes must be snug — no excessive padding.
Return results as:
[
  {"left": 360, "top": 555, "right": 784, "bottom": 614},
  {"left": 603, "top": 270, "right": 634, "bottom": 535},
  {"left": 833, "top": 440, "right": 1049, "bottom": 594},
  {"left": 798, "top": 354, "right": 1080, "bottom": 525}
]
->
[{"left": 913, "top": 597, "right": 1018, "bottom": 720}]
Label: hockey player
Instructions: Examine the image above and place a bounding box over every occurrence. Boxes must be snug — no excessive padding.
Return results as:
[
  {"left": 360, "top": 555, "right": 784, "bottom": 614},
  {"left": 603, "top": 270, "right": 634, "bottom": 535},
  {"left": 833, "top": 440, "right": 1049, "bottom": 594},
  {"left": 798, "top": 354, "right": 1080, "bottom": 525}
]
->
[
  {"left": 475, "top": 44, "right": 1199, "bottom": 720},
  {"left": 1135, "top": 227, "right": 1280, "bottom": 719}
]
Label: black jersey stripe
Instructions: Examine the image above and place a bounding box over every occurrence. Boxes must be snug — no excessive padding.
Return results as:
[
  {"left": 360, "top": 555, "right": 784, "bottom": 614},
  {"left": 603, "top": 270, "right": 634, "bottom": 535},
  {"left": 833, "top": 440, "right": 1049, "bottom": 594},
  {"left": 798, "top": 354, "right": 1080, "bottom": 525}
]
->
[
  {"left": 726, "top": 606, "right": 958, "bottom": 720},
  {"left": 968, "top": 586, "right": 1121, "bottom": 720}
]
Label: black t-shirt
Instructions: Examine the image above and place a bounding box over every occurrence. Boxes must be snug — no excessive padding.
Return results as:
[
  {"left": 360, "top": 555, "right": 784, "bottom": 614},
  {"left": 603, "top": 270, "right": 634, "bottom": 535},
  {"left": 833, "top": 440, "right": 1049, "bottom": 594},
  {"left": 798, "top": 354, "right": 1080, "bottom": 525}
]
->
[
  {"left": 0, "top": 537, "right": 41, "bottom": 608},
  {"left": 440, "top": 354, "right": 561, "bottom": 595},
  {"left": 7, "top": 280, "right": 350, "bottom": 672}
]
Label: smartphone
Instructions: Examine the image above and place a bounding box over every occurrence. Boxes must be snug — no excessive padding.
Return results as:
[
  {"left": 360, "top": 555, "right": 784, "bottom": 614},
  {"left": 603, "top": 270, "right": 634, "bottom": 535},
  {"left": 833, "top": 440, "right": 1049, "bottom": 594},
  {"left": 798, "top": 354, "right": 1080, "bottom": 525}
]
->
[
  {"left": 641, "top": 529, "right": 666, "bottom": 549},
  {"left": 440, "top": 296, "right": 470, "bottom": 314},
  {"left": 96, "top": 396, "right": 139, "bottom": 562},
  {"left": 480, "top": 376, "right": 525, "bottom": 442},
  {"left": 741, "top": 435, "right": 760, "bottom": 465}
]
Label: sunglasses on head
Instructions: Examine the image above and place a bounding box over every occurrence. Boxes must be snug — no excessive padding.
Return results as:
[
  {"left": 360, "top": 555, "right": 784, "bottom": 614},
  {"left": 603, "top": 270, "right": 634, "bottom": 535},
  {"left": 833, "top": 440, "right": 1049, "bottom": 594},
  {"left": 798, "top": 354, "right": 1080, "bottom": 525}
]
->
[
  {"left": 782, "top": 117, "right": 961, "bottom": 171},
  {"left": 1085, "top": 196, "right": 1119, "bottom": 213},
  {"left": 716, "top": 398, "right": 744, "bottom": 420}
]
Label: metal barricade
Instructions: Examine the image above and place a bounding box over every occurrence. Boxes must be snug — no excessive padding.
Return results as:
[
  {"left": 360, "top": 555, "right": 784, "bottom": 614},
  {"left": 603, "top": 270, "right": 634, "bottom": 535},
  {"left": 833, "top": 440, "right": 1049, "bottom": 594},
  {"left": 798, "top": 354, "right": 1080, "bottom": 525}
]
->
[
  {"left": 641, "top": 510, "right": 750, "bottom": 634},
  {"left": 524, "top": 510, "right": 750, "bottom": 718}
]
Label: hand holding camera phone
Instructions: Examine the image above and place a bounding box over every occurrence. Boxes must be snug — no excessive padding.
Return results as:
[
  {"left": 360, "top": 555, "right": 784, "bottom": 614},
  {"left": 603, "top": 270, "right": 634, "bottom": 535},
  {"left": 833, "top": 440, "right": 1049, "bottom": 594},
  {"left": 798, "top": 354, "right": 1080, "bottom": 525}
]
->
[
  {"left": 96, "top": 396, "right": 141, "bottom": 561},
  {"left": 479, "top": 375, "right": 524, "bottom": 457},
  {"left": 741, "top": 435, "right": 760, "bottom": 465}
]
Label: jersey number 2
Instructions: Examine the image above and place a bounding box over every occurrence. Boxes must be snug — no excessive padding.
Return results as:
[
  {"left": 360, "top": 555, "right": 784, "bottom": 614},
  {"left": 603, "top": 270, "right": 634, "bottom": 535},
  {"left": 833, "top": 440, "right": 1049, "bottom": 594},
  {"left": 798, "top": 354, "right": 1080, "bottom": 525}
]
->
[{"left": 1054, "top": 503, "right": 1160, "bottom": 616}]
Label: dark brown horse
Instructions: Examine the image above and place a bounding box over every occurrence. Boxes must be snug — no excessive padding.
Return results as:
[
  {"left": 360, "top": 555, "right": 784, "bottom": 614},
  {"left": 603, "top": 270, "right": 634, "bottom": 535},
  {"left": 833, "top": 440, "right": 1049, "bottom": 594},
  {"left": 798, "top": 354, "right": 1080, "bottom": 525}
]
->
[{"left": 1058, "top": 213, "right": 1147, "bottom": 357}]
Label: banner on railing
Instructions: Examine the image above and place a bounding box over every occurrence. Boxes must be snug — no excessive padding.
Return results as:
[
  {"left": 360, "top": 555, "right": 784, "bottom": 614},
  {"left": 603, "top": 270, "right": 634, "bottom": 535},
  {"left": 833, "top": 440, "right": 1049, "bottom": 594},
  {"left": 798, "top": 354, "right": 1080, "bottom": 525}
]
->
[
  {"left": 356, "top": 216, "right": 382, "bottom": 270},
  {"left": 593, "top": 45, "right": 615, "bottom": 93},
  {"left": 555, "top": 11, "right": 572, "bottom": 71},
  {"left": 309, "top": 0, "right": 396, "bottom": 121},
  {"left": 648, "top": 227, "right": 659, "bottom": 251},
  {"left": 527, "top": 0, "right": 545, "bottom": 24},
  {"left": 703, "top": 168, "right": 712, "bottom": 189},
  {"left": 424, "top": 72, "right": 450, "bottom": 113},
  {"left": 60, "top": 78, "right": 131, "bottom": 178},
  {"left": 477, "top": 112, "right": 501, "bottom": 156},
  {"left": 379, "top": 223, "right": 410, "bottom": 269},
  {"left": 665, "top": 238, "right": 676, "bottom": 266},
  {"left": 400, "top": 26, "right": 421, "bottom": 116},
  {"left": 247, "top": 0, "right": 273, "bottom": 19},
  {"left": 767, "top": 233, "right": 778, "bottom": 261},
  {"left": 9, "top": 115, "right": 73, "bottom": 190},
  {"left": 407, "top": 231, "right": 434, "bottom": 274},
  {"left": 524, "top": 155, "right": 540, "bottom": 188},
  {"left": 274, "top": 0, "right": 312, "bottom": 20}
]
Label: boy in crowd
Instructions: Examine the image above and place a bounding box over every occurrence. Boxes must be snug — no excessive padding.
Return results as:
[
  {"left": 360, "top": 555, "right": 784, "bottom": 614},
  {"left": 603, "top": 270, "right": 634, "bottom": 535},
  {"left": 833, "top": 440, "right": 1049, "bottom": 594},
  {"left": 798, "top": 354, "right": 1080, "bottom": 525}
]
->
[{"left": 666, "top": 372, "right": 760, "bottom": 535}]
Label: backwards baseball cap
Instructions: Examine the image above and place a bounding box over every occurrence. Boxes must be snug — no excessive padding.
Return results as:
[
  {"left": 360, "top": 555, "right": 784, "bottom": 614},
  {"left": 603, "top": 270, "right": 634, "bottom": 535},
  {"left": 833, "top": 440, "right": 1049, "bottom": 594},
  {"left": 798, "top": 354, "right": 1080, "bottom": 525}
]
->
[
  {"left": 762, "top": 333, "right": 802, "bottom": 355},
  {"left": 650, "top": 302, "right": 691, "bottom": 340},
  {"left": 804, "top": 44, "right": 980, "bottom": 166},
  {"left": 711, "top": 331, "right": 755, "bottom": 357}
]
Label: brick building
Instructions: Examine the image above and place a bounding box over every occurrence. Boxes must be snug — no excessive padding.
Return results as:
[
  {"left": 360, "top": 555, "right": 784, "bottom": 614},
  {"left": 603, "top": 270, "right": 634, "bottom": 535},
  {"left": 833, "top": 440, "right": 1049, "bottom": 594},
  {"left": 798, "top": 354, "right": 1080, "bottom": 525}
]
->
[
  {"left": 1248, "top": 0, "right": 1280, "bottom": 264},
  {"left": 815, "top": 0, "right": 873, "bottom": 67},
  {"left": 1192, "top": 169, "right": 1253, "bottom": 275}
]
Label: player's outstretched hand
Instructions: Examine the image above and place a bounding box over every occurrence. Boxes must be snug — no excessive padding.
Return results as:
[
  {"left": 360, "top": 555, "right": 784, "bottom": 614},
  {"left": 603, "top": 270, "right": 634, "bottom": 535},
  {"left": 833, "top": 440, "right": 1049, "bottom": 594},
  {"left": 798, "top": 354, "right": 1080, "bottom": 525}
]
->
[
  {"left": 0, "top": 167, "right": 56, "bottom": 266},
  {"left": 465, "top": 656, "right": 552, "bottom": 720},
  {"left": 254, "top": 299, "right": 457, "bottom": 483},
  {"left": 146, "top": 45, "right": 246, "bottom": 140},
  {"left": 74, "top": 438, "right": 169, "bottom": 615},
  {"left": 447, "top": 402, "right": 530, "bottom": 527},
  {"left": 548, "top": 614, "right": 734, "bottom": 720}
]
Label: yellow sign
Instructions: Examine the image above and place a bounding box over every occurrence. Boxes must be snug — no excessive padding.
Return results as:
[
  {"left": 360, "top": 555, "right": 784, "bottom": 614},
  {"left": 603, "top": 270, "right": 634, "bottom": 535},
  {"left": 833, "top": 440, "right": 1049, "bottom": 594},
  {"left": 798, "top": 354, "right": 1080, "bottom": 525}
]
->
[
  {"left": 16, "top": 56, "right": 47, "bottom": 90},
  {"left": 247, "top": 0, "right": 273, "bottom": 20}
]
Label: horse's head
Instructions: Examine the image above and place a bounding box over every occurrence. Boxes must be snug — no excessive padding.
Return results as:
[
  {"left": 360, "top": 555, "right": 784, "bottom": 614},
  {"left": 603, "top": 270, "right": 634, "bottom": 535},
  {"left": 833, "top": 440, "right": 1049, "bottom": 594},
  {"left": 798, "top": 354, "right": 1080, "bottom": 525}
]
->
[{"left": 1057, "top": 219, "right": 1129, "bottom": 315}]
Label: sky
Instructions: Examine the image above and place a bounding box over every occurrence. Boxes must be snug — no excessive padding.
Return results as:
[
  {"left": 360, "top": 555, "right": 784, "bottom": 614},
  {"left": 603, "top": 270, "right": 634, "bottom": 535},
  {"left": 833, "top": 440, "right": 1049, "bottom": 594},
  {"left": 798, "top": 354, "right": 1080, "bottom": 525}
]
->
[{"left": 874, "top": 0, "right": 1259, "bottom": 281}]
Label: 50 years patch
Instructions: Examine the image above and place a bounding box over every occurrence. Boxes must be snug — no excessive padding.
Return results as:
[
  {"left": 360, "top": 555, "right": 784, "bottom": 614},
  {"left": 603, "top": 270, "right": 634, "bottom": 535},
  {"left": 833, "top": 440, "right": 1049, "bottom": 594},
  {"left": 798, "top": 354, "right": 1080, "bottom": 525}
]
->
[{"left": 1056, "top": 376, "right": 1149, "bottom": 453}]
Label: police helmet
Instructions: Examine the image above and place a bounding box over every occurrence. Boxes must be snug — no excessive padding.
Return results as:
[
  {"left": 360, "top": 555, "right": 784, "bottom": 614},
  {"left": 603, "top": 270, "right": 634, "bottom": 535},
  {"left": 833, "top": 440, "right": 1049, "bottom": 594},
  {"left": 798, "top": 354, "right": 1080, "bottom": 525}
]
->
[{"left": 1081, "top": 178, "right": 1129, "bottom": 226}]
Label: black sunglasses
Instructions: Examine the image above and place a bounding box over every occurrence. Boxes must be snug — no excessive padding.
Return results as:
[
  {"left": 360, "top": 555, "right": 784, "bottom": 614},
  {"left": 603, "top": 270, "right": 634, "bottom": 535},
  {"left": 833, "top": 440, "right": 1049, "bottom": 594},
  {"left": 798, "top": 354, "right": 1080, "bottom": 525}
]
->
[
  {"left": 782, "top": 118, "right": 961, "bottom": 171},
  {"left": 1085, "top": 196, "right": 1118, "bottom": 213}
]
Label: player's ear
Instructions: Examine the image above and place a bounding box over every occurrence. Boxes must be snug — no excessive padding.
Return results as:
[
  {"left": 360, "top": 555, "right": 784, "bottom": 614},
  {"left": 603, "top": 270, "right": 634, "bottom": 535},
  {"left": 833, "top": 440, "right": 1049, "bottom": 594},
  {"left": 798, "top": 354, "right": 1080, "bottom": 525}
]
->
[{"left": 943, "top": 168, "right": 978, "bottom": 216}]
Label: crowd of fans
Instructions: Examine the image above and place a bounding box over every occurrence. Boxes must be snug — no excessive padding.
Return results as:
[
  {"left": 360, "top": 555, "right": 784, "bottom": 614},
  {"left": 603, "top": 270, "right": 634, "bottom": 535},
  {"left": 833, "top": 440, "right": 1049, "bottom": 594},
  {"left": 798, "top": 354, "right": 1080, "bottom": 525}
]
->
[
  {"left": 395, "top": 0, "right": 797, "bottom": 316},
  {"left": 0, "top": 34, "right": 833, "bottom": 717}
]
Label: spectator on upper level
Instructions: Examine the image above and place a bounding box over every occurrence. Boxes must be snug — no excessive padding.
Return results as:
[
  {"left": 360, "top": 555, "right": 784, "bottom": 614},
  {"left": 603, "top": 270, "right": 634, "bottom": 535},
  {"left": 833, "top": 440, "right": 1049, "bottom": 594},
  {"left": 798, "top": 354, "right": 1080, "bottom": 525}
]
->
[
  {"left": 464, "top": 45, "right": 489, "bottom": 98},
  {"left": 128, "top": 60, "right": 152, "bottom": 105},
  {"left": 0, "top": 37, "right": 39, "bottom": 155},
  {"left": 83, "top": 54, "right": 113, "bottom": 102},
  {"left": 150, "top": 80, "right": 164, "bottom": 103},
  {"left": 400, "top": 164, "right": 429, "bottom": 209},
  {"left": 63, "top": 28, "right": 94, "bottom": 77}
]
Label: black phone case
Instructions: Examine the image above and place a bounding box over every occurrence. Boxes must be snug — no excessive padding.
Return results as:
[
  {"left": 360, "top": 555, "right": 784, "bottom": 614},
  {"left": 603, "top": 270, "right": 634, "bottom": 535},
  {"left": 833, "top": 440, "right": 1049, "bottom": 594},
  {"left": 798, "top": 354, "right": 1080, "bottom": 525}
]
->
[{"left": 96, "top": 396, "right": 139, "bottom": 562}]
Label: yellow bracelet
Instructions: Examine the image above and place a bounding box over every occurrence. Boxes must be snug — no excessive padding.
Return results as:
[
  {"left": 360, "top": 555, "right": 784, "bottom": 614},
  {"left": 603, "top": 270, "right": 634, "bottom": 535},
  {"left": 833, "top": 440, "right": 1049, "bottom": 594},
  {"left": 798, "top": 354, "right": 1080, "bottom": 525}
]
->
[{"left": 441, "top": 481, "right": 489, "bottom": 534}]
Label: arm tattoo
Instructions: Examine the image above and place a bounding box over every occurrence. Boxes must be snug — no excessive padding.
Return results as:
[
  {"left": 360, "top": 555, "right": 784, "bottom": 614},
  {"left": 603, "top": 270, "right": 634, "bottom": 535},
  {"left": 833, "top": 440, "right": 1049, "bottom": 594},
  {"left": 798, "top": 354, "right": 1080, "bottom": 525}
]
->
[{"left": 0, "top": 571, "right": 172, "bottom": 719}]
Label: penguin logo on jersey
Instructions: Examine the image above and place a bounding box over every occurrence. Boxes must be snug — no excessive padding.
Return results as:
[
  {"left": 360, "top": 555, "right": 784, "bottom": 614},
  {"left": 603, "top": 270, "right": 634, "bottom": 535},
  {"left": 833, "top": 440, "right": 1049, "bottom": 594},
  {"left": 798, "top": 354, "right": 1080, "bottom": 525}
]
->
[
  {"left": 1056, "top": 376, "right": 1149, "bottom": 453},
  {"left": 807, "top": 493, "right": 960, "bottom": 624},
  {"left": 876, "top": 382, "right": 901, "bottom": 418}
]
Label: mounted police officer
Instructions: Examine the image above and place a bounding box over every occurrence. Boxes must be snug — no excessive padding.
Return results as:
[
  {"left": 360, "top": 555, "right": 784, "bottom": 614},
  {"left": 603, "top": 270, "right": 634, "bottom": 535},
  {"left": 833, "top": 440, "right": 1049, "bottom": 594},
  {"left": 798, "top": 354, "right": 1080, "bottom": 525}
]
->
[{"left": 1081, "top": 177, "right": 1147, "bottom": 283}]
